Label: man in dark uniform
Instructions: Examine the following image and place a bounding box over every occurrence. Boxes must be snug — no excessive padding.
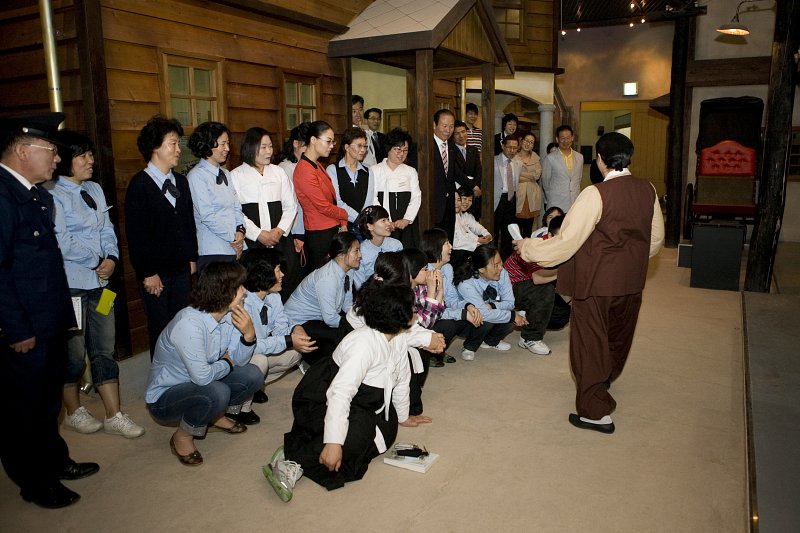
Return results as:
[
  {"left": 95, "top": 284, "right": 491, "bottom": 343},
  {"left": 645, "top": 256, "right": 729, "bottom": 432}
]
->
[
  {"left": 0, "top": 113, "right": 99, "bottom": 508},
  {"left": 514, "top": 133, "right": 664, "bottom": 434}
]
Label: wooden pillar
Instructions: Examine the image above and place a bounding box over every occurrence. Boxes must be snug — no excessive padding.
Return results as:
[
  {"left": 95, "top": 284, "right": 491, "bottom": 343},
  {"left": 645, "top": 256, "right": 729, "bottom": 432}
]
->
[
  {"left": 744, "top": 0, "right": 800, "bottom": 292},
  {"left": 75, "top": 0, "right": 131, "bottom": 359},
  {"left": 664, "top": 16, "right": 691, "bottom": 248},
  {"left": 481, "top": 62, "right": 495, "bottom": 235},
  {"left": 414, "top": 49, "right": 434, "bottom": 231}
]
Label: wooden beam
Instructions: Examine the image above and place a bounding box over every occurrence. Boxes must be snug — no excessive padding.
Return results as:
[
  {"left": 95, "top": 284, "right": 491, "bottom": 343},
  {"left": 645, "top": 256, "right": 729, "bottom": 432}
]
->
[
  {"left": 686, "top": 57, "right": 771, "bottom": 87},
  {"left": 481, "top": 61, "right": 495, "bottom": 236},
  {"left": 74, "top": 0, "right": 132, "bottom": 358},
  {"left": 745, "top": 0, "right": 800, "bottom": 293},
  {"left": 414, "top": 49, "right": 434, "bottom": 231},
  {"left": 214, "top": 0, "right": 348, "bottom": 34},
  {"left": 665, "top": 15, "right": 691, "bottom": 248}
]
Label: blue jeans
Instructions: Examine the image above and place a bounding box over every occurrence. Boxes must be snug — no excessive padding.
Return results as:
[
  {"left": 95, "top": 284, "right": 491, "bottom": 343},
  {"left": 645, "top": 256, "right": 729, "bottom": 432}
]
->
[
  {"left": 65, "top": 287, "right": 119, "bottom": 386},
  {"left": 146, "top": 364, "right": 263, "bottom": 437}
]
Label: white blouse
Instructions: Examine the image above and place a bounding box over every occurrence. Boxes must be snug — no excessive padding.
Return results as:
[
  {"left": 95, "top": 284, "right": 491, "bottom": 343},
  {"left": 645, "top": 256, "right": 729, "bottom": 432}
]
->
[{"left": 230, "top": 163, "right": 298, "bottom": 238}]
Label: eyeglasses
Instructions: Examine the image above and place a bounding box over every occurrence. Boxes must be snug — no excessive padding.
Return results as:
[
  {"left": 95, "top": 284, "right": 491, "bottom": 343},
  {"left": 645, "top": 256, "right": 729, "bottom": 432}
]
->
[
  {"left": 22, "top": 143, "right": 58, "bottom": 155},
  {"left": 391, "top": 147, "right": 409, "bottom": 154},
  {"left": 318, "top": 137, "right": 336, "bottom": 147}
]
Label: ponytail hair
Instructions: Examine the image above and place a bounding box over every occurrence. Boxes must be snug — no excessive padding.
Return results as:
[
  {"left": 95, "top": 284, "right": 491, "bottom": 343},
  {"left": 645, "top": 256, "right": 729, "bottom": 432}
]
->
[{"left": 353, "top": 251, "right": 409, "bottom": 313}]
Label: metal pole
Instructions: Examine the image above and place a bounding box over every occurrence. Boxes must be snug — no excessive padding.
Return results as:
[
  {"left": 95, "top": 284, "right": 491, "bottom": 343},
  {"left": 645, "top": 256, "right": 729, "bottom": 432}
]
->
[{"left": 39, "top": 0, "right": 63, "bottom": 114}]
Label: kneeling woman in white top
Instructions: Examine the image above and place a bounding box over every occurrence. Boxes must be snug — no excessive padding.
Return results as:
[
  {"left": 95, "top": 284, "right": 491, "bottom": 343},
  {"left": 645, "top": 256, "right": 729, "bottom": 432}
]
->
[
  {"left": 145, "top": 263, "right": 264, "bottom": 466},
  {"left": 454, "top": 244, "right": 528, "bottom": 361},
  {"left": 265, "top": 284, "right": 432, "bottom": 500}
]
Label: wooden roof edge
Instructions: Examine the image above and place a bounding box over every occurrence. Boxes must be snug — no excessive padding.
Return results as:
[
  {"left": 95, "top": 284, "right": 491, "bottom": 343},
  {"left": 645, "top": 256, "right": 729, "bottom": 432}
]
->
[
  {"left": 215, "top": 0, "right": 349, "bottom": 34},
  {"left": 328, "top": 31, "right": 436, "bottom": 58}
]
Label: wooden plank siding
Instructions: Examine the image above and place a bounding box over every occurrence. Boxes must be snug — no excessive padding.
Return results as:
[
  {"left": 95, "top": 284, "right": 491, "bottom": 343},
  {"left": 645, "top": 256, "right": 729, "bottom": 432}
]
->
[{"left": 503, "top": 0, "right": 555, "bottom": 70}]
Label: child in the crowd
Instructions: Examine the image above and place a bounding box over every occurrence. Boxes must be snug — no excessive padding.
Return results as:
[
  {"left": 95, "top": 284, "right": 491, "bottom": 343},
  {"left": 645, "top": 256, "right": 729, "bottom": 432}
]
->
[
  {"left": 232, "top": 248, "right": 317, "bottom": 423},
  {"left": 454, "top": 244, "right": 527, "bottom": 361},
  {"left": 265, "top": 284, "right": 432, "bottom": 501},
  {"left": 451, "top": 186, "right": 491, "bottom": 269},
  {"left": 420, "top": 228, "right": 483, "bottom": 367},
  {"left": 532, "top": 206, "right": 564, "bottom": 237},
  {"left": 352, "top": 205, "right": 403, "bottom": 289}
]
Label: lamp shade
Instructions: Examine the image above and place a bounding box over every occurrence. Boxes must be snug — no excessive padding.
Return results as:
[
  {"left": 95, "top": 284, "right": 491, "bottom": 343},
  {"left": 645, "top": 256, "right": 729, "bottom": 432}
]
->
[{"left": 716, "top": 22, "right": 750, "bottom": 35}]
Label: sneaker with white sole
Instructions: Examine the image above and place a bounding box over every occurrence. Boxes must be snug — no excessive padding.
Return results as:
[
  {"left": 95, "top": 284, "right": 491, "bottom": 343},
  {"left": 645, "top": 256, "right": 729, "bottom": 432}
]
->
[
  {"left": 461, "top": 348, "right": 476, "bottom": 361},
  {"left": 263, "top": 446, "right": 303, "bottom": 502},
  {"left": 64, "top": 406, "right": 103, "bottom": 434},
  {"left": 519, "top": 338, "right": 551, "bottom": 355},
  {"left": 481, "top": 341, "right": 511, "bottom": 351},
  {"left": 104, "top": 412, "right": 146, "bottom": 438}
]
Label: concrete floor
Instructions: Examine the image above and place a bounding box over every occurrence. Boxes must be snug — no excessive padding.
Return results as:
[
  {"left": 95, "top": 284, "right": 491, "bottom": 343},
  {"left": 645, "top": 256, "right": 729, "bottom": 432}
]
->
[{"left": 1, "top": 247, "right": 751, "bottom": 532}]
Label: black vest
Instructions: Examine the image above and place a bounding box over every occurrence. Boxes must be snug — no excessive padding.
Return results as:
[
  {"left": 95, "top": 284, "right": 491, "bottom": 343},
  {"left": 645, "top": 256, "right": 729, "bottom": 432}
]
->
[{"left": 336, "top": 164, "right": 369, "bottom": 214}]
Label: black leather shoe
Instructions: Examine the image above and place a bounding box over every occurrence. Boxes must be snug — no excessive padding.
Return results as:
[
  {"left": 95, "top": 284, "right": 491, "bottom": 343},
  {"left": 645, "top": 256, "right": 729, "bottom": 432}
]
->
[
  {"left": 21, "top": 482, "right": 81, "bottom": 508},
  {"left": 568, "top": 413, "right": 615, "bottom": 434},
  {"left": 253, "top": 389, "right": 269, "bottom": 404},
  {"left": 207, "top": 420, "right": 248, "bottom": 434},
  {"left": 228, "top": 410, "right": 260, "bottom": 425},
  {"left": 59, "top": 460, "right": 100, "bottom": 480}
]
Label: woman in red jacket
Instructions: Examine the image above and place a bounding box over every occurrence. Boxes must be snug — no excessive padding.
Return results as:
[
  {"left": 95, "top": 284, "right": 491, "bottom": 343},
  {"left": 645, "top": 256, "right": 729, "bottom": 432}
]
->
[{"left": 292, "top": 121, "right": 348, "bottom": 270}]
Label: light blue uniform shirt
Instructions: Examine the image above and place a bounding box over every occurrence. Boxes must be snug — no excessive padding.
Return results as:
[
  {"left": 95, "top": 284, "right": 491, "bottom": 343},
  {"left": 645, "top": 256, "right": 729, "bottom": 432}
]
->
[
  {"left": 243, "top": 290, "right": 292, "bottom": 356},
  {"left": 284, "top": 260, "right": 353, "bottom": 328},
  {"left": 145, "top": 306, "right": 255, "bottom": 403},
  {"left": 327, "top": 159, "right": 375, "bottom": 223},
  {"left": 187, "top": 159, "right": 244, "bottom": 256},
  {"left": 144, "top": 162, "right": 178, "bottom": 208},
  {"left": 51, "top": 178, "right": 119, "bottom": 290},
  {"left": 457, "top": 269, "right": 515, "bottom": 323},
  {"left": 353, "top": 237, "right": 402, "bottom": 289},
  {"left": 429, "top": 262, "right": 467, "bottom": 321}
]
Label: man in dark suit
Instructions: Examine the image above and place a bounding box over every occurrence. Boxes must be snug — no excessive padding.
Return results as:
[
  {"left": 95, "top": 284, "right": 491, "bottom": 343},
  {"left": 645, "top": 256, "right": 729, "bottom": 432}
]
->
[
  {"left": 0, "top": 112, "right": 99, "bottom": 508},
  {"left": 432, "top": 109, "right": 472, "bottom": 241},
  {"left": 452, "top": 120, "right": 483, "bottom": 220},
  {"left": 363, "top": 107, "right": 388, "bottom": 166}
]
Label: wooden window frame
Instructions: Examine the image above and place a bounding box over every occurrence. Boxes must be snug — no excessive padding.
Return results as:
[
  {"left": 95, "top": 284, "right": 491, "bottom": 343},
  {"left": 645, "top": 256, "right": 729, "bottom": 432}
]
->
[
  {"left": 493, "top": 1, "right": 525, "bottom": 44},
  {"left": 282, "top": 73, "right": 320, "bottom": 136}
]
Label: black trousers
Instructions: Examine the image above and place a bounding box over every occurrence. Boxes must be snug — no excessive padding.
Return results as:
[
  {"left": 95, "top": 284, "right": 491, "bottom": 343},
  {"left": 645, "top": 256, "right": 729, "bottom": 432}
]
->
[
  {"left": 493, "top": 194, "right": 517, "bottom": 260},
  {"left": 1, "top": 332, "right": 71, "bottom": 494},
  {"left": 304, "top": 226, "right": 340, "bottom": 272},
  {"left": 140, "top": 271, "right": 192, "bottom": 359},
  {"left": 301, "top": 319, "right": 353, "bottom": 366}
]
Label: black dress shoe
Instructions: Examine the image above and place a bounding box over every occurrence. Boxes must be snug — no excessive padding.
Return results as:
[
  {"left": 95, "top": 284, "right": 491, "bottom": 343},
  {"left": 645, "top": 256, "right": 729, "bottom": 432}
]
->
[
  {"left": 568, "top": 413, "right": 615, "bottom": 434},
  {"left": 21, "top": 482, "right": 81, "bottom": 508},
  {"left": 253, "top": 389, "right": 269, "bottom": 404},
  {"left": 59, "top": 460, "right": 100, "bottom": 480},
  {"left": 228, "top": 410, "right": 260, "bottom": 425}
]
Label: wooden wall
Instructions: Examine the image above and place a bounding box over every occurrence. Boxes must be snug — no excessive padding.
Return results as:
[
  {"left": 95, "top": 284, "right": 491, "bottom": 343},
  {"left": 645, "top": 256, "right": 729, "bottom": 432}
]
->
[{"left": 504, "top": 0, "right": 555, "bottom": 70}]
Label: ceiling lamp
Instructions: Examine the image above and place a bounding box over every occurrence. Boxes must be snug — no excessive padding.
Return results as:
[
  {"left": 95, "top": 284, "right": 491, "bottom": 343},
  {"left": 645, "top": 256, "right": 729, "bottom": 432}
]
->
[{"left": 716, "top": 0, "right": 762, "bottom": 36}]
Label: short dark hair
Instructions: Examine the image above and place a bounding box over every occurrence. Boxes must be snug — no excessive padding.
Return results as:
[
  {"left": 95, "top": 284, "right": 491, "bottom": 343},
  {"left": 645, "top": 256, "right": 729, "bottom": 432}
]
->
[
  {"left": 466, "top": 103, "right": 479, "bottom": 114},
  {"left": 241, "top": 248, "right": 286, "bottom": 293},
  {"left": 191, "top": 262, "right": 246, "bottom": 313},
  {"left": 546, "top": 142, "right": 558, "bottom": 153},
  {"left": 421, "top": 228, "right": 449, "bottom": 263},
  {"left": 351, "top": 95, "right": 364, "bottom": 107},
  {"left": 304, "top": 120, "right": 333, "bottom": 145},
  {"left": 501, "top": 113, "right": 518, "bottom": 130},
  {"left": 454, "top": 243, "right": 498, "bottom": 284},
  {"left": 53, "top": 130, "right": 94, "bottom": 178},
  {"left": 361, "top": 284, "right": 414, "bottom": 334},
  {"left": 364, "top": 107, "right": 382, "bottom": 119},
  {"left": 402, "top": 248, "right": 428, "bottom": 279},
  {"left": 328, "top": 231, "right": 358, "bottom": 262},
  {"left": 240, "top": 127, "right": 270, "bottom": 167},
  {"left": 353, "top": 251, "right": 410, "bottom": 314},
  {"left": 356, "top": 205, "right": 390, "bottom": 240},
  {"left": 596, "top": 132, "right": 634, "bottom": 171},
  {"left": 456, "top": 185, "right": 474, "bottom": 198},
  {"left": 188, "top": 121, "right": 230, "bottom": 159},
  {"left": 555, "top": 125, "right": 573, "bottom": 137},
  {"left": 502, "top": 134, "right": 520, "bottom": 146},
  {"left": 137, "top": 115, "right": 183, "bottom": 163},
  {"left": 386, "top": 128, "right": 412, "bottom": 150},
  {"left": 543, "top": 206, "right": 565, "bottom": 220},
  {"left": 278, "top": 122, "right": 309, "bottom": 164},
  {"left": 433, "top": 109, "right": 454, "bottom": 126},
  {"left": 548, "top": 215, "right": 564, "bottom": 236},
  {"left": 454, "top": 120, "right": 467, "bottom": 130},
  {"left": 338, "top": 127, "right": 367, "bottom": 160}
]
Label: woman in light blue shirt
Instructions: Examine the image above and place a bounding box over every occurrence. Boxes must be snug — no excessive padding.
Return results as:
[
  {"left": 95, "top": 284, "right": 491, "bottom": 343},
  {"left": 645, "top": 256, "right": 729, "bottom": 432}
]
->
[
  {"left": 284, "top": 232, "right": 361, "bottom": 365},
  {"left": 454, "top": 244, "right": 527, "bottom": 361},
  {"left": 352, "top": 205, "right": 403, "bottom": 289},
  {"left": 145, "top": 262, "right": 263, "bottom": 466},
  {"left": 52, "top": 130, "right": 145, "bottom": 439}
]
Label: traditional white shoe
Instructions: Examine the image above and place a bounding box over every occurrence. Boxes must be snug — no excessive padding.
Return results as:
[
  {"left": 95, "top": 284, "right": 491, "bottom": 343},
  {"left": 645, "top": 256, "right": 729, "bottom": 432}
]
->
[
  {"left": 64, "top": 406, "right": 103, "bottom": 434},
  {"left": 481, "top": 341, "right": 511, "bottom": 351},
  {"left": 461, "top": 348, "right": 476, "bottom": 361},
  {"left": 104, "top": 412, "right": 146, "bottom": 438},
  {"left": 263, "top": 446, "right": 303, "bottom": 502},
  {"left": 518, "top": 338, "right": 552, "bottom": 355}
]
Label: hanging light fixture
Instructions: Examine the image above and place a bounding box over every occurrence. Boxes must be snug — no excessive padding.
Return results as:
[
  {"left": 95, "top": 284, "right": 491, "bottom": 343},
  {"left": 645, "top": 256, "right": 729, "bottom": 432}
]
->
[{"left": 716, "top": 0, "right": 763, "bottom": 36}]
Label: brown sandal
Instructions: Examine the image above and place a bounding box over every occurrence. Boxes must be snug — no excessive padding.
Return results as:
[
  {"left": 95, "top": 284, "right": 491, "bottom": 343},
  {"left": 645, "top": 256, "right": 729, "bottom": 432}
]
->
[
  {"left": 207, "top": 420, "right": 247, "bottom": 434},
  {"left": 170, "top": 436, "right": 203, "bottom": 466}
]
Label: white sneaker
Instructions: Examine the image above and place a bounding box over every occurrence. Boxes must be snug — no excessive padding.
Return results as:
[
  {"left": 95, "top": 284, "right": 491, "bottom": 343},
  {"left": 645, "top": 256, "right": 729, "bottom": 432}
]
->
[
  {"left": 461, "top": 348, "right": 476, "bottom": 361},
  {"left": 263, "top": 446, "right": 303, "bottom": 502},
  {"left": 104, "top": 412, "right": 146, "bottom": 438},
  {"left": 481, "top": 341, "right": 511, "bottom": 351},
  {"left": 519, "top": 338, "right": 552, "bottom": 355},
  {"left": 64, "top": 406, "right": 103, "bottom": 434}
]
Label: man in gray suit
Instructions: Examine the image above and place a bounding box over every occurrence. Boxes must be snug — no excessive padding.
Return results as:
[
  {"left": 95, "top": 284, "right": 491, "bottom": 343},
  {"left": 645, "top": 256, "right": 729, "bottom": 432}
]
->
[{"left": 541, "top": 125, "right": 583, "bottom": 212}]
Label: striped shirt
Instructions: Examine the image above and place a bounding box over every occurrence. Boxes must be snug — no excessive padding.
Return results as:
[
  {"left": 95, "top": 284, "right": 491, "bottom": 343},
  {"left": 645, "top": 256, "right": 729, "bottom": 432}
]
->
[{"left": 466, "top": 126, "right": 482, "bottom": 152}]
